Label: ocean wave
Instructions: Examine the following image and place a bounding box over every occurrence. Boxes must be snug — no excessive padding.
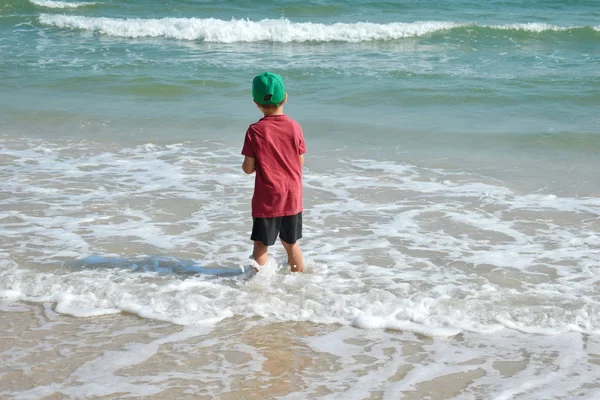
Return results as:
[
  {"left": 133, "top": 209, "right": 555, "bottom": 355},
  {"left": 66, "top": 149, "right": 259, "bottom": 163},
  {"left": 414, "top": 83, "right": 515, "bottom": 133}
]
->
[
  {"left": 37, "top": 15, "right": 463, "bottom": 42},
  {"left": 37, "top": 15, "right": 600, "bottom": 42},
  {"left": 31, "top": 0, "right": 97, "bottom": 8}
]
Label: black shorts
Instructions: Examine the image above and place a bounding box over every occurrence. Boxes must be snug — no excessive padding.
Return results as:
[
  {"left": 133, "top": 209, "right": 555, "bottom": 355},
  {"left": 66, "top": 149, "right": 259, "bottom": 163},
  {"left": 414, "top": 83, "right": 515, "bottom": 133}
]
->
[{"left": 251, "top": 212, "right": 302, "bottom": 246}]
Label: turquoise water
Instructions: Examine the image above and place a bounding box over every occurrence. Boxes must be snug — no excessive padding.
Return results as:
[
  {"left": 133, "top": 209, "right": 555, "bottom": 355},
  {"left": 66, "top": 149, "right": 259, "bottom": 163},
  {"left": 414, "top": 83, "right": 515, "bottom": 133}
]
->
[
  {"left": 2, "top": 0, "right": 599, "bottom": 144},
  {"left": 2, "top": 2, "right": 600, "bottom": 398}
]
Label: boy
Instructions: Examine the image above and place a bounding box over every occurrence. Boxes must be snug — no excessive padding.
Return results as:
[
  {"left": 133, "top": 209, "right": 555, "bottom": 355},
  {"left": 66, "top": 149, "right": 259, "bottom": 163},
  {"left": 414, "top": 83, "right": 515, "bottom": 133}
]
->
[{"left": 241, "top": 72, "right": 306, "bottom": 273}]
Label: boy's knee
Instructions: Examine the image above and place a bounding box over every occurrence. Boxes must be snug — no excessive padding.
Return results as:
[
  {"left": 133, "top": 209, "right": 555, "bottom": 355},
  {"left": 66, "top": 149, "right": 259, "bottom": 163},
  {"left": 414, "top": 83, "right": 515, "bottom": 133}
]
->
[
  {"left": 254, "top": 241, "right": 268, "bottom": 251},
  {"left": 280, "top": 239, "right": 297, "bottom": 249}
]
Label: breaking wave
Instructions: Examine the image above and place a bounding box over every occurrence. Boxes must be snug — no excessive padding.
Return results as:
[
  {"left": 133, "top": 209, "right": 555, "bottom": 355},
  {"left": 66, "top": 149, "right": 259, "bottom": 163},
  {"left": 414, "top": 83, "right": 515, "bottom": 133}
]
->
[{"left": 38, "top": 15, "right": 600, "bottom": 43}]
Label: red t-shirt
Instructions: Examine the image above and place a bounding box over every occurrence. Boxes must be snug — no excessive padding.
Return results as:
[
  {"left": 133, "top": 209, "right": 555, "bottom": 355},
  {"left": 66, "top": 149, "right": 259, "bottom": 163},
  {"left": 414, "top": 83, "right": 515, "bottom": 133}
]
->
[{"left": 241, "top": 114, "right": 306, "bottom": 218}]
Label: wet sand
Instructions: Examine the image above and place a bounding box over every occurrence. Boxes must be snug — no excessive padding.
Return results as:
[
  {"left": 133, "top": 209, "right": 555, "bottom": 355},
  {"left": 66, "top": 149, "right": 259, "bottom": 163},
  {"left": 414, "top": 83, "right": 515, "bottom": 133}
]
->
[{"left": 2, "top": 302, "right": 600, "bottom": 399}]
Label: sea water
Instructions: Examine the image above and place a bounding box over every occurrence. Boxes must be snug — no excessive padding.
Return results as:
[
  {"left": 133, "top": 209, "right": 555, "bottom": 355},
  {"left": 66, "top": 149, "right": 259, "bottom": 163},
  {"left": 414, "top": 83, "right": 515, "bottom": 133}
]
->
[{"left": 1, "top": 0, "right": 600, "bottom": 398}]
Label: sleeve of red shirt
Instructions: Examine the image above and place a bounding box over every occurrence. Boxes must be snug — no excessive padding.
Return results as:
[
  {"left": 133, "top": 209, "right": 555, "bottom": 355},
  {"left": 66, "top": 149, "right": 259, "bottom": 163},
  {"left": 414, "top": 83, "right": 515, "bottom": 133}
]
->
[
  {"left": 241, "top": 127, "right": 255, "bottom": 158},
  {"left": 297, "top": 125, "right": 306, "bottom": 155}
]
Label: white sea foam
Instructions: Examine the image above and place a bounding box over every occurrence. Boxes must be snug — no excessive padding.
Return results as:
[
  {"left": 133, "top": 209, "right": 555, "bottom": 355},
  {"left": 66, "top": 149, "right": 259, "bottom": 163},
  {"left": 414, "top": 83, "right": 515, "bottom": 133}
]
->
[
  {"left": 37, "top": 15, "right": 590, "bottom": 42},
  {"left": 1, "top": 137, "right": 600, "bottom": 338},
  {"left": 30, "top": 0, "right": 97, "bottom": 8}
]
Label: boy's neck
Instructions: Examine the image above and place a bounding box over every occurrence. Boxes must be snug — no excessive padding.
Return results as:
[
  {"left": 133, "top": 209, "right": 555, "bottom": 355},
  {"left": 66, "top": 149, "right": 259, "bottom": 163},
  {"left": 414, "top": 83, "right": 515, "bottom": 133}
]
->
[{"left": 261, "top": 106, "right": 284, "bottom": 117}]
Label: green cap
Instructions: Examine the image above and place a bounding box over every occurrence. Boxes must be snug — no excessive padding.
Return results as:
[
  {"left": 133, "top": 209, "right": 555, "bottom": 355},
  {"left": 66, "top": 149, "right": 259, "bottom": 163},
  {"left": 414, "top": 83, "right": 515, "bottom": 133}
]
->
[{"left": 252, "top": 72, "right": 285, "bottom": 106}]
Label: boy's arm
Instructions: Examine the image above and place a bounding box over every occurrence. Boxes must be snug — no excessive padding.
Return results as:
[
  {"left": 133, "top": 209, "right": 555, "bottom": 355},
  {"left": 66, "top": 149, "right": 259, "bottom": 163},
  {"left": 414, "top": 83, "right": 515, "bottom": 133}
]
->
[
  {"left": 242, "top": 156, "right": 255, "bottom": 174},
  {"left": 299, "top": 154, "right": 304, "bottom": 167}
]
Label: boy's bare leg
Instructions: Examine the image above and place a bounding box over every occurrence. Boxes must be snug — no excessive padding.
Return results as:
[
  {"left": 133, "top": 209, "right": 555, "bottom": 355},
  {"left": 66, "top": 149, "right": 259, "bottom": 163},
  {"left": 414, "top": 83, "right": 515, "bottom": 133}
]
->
[
  {"left": 281, "top": 239, "right": 304, "bottom": 272},
  {"left": 253, "top": 241, "right": 269, "bottom": 268}
]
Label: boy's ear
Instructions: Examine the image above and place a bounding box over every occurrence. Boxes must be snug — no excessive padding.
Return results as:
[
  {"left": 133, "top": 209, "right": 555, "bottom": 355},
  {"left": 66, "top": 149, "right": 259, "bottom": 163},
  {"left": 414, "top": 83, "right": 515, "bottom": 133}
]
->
[{"left": 281, "top": 93, "right": 288, "bottom": 105}]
